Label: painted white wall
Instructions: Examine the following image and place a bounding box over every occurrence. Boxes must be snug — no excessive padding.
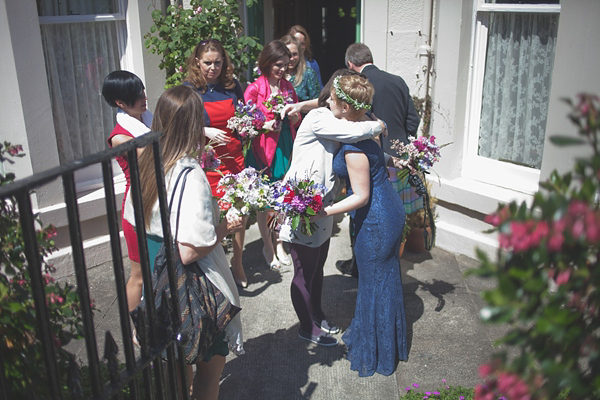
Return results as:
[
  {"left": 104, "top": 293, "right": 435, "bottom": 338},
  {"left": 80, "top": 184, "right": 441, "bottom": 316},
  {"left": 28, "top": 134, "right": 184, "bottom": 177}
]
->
[
  {"left": 540, "top": 0, "right": 600, "bottom": 180},
  {"left": 362, "top": 0, "right": 424, "bottom": 96},
  {"left": 0, "top": 0, "right": 62, "bottom": 208}
]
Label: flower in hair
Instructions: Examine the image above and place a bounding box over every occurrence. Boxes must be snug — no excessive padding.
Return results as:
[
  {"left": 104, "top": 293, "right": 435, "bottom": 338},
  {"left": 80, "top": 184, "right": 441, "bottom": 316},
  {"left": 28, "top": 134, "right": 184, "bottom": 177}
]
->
[{"left": 333, "top": 76, "right": 372, "bottom": 111}]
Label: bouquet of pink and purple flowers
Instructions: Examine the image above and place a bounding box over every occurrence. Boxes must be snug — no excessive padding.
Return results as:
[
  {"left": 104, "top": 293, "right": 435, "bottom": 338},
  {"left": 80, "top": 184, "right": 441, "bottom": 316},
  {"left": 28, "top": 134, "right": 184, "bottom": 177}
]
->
[
  {"left": 263, "top": 90, "right": 295, "bottom": 121},
  {"left": 270, "top": 177, "right": 326, "bottom": 236},
  {"left": 226, "top": 101, "right": 266, "bottom": 156},
  {"left": 390, "top": 135, "right": 445, "bottom": 180},
  {"left": 194, "top": 138, "right": 224, "bottom": 171},
  {"left": 216, "top": 167, "right": 271, "bottom": 217}
]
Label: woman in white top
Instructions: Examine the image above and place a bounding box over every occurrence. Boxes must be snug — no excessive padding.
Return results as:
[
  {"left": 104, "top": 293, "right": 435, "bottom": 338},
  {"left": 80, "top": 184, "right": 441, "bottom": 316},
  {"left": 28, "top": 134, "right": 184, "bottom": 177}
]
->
[
  {"left": 125, "top": 85, "right": 244, "bottom": 400},
  {"left": 280, "top": 69, "right": 386, "bottom": 346}
]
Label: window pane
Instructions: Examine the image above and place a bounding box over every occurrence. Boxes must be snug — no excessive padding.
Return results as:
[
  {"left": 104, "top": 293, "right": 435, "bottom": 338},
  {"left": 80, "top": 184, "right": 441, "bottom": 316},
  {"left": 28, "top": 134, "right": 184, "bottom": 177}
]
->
[
  {"left": 484, "top": 0, "right": 559, "bottom": 4},
  {"left": 477, "top": 12, "right": 558, "bottom": 169},
  {"left": 40, "top": 21, "right": 121, "bottom": 163},
  {"left": 37, "top": 0, "right": 117, "bottom": 17}
]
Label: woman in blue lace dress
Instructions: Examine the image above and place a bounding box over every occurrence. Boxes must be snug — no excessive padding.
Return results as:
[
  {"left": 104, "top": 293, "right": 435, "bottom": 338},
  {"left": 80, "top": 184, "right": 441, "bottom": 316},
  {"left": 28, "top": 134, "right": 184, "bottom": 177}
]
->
[{"left": 313, "top": 74, "right": 408, "bottom": 376}]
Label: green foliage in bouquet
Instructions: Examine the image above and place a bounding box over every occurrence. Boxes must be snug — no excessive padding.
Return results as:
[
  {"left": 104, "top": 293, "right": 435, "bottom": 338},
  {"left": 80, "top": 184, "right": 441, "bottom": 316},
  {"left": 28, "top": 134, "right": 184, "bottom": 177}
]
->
[
  {"left": 145, "top": 0, "right": 263, "bottom": 89},
  {"left": 0, "top": 142, "right": 92, "bottom": 398},
  {"left": 468, "top": 94, "right": 600, "bottom": 399}
]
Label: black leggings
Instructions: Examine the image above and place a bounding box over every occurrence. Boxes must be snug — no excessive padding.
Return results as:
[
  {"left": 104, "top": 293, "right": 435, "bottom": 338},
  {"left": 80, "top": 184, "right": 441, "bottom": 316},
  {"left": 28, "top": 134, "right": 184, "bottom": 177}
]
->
[{"left": 289, "top": 239, "right": 331, "bottom": 335}]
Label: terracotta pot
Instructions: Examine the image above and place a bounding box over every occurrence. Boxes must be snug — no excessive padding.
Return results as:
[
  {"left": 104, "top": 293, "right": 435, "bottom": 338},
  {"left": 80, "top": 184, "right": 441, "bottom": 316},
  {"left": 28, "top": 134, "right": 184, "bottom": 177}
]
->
[
  {"left": 398, "top": 239, "right": 406, "bottom": 259},
  {"left": 405, "top": 226, "right": 432, "bottom": 253}
]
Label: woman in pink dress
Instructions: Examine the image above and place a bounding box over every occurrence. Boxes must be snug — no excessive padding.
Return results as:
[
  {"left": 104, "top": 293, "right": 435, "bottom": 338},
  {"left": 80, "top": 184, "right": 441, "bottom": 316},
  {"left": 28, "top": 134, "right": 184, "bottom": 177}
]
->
[{"left": 244, "top": 40, "right": 301, "bottom": 269}]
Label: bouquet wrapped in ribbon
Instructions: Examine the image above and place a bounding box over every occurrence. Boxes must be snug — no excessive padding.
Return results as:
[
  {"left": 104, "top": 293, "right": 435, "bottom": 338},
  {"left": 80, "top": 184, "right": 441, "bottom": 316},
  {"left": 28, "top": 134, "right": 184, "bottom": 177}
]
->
[
  {"left": 269, "top": 177, "right": 326, "bottom": 236},
  {"left": 216, "top": 167, "right": 271, "bottom": 217},
  {"left": 226, "top": 101, "right": 266, "bottom": 156}
]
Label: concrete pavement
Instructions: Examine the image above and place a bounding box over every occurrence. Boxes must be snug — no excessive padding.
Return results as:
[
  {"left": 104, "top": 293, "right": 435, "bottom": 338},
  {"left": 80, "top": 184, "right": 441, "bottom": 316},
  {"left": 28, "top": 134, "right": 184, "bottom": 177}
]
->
[{"left": 65, "top": 214, "right": 504, "bottom": 399}]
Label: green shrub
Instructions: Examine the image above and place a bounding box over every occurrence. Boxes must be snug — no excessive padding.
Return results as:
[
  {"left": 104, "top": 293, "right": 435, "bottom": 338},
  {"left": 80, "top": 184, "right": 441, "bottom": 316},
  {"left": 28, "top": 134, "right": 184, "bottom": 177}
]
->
[
  {"left": 0, "top": 142, "right": 91, "bottom": 398},
  {"left": 145, "top": 0, "right": 263, "bottom": 89}
]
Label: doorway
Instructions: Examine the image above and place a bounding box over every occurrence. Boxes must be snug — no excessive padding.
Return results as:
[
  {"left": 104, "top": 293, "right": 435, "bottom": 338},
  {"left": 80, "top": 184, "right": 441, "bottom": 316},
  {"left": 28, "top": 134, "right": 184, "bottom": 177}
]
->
[{"left": 271, "top": 0, "right": 361, "bottom": 84}]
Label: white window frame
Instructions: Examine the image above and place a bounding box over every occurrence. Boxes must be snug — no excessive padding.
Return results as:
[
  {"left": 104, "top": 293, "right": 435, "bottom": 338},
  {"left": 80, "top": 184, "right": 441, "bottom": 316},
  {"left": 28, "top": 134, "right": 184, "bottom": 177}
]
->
[
  {"left": 463, "top": 0, "right": 561, "bottom": 194},
  {"left": 38, "top": 0, "right": 131, "bottom": 193}
]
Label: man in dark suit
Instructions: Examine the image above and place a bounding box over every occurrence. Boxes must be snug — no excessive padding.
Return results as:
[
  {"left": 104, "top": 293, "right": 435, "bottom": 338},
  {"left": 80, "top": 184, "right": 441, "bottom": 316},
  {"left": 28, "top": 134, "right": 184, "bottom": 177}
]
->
[
  {"left": 345, "top": 43, "right": 420, "bottom": 153},
  {"left": 336, "top": 43, "right": 422, "bottom": 276}
]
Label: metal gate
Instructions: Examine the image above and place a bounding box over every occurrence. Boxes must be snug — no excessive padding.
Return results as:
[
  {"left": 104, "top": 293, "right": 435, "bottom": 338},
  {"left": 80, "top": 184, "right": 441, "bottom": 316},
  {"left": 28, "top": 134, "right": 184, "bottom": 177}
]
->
[{"left": 0, "top": 132, "right": 190, "bottom": 400}]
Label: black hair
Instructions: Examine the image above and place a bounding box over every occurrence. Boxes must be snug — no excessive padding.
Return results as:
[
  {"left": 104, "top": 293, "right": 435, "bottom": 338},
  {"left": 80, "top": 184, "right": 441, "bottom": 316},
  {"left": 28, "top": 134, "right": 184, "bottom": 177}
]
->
[{"left": 101, "top": 70, "right": 145, "bottom": 108}]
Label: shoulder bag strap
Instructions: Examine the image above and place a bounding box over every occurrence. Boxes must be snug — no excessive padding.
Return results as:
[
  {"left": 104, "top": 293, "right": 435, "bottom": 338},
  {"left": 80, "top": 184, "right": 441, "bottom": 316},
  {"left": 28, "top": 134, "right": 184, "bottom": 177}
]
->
[
  {"left": 172, "top": 167, "right": 193, "bottom": 243},
  {"left": 167, "top": 166, "right": 193, "bottom": 242}
]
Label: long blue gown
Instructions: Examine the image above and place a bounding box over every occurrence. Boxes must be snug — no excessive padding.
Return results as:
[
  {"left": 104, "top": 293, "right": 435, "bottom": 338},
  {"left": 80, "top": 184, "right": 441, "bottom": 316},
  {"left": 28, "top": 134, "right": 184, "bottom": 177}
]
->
[{"left": 333, "top": 139, "right": 408, "bottom": 377}]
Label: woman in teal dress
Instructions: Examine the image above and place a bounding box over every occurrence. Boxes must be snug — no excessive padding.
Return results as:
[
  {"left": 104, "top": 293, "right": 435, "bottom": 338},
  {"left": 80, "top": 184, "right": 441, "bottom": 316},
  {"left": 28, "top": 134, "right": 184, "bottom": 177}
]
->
[
  {"left": 281, "top": 35, "right": 320, "bottom": 103},
  {"left": 244, "top": 40, "right": 301, "bottom": 269},
  {"left": 314, "top": 75, "right": 408, "bottom": 376}
]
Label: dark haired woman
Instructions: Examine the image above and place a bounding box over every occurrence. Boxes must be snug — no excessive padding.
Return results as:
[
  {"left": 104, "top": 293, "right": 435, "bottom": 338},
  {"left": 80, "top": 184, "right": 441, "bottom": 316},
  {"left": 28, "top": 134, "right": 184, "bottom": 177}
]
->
[
  {"left": 280, "top": 69, "right": 386, "bottom": 347},
  {"left": 244, "top": 40, "right": 301, "bottom": 269},
  {"left": 184, "top": 38, "right": 249, "bottom": 288},
  {"left": 101, "top": 70, "right": 152, "bottom": 318},
  {"left": 288, "top": 25, "right": 323, "bottom": 89}
]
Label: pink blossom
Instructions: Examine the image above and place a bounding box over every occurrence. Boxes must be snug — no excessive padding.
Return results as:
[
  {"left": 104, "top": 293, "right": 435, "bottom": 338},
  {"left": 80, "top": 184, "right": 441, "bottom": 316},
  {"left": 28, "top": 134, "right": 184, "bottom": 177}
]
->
[
  {"left": 555, "top": 269, "right": 571, "bottom": 286},
  {"left": 547, "top": 233, "right": 564, "bottom": 252},
  {"left": 479, "top": 363, "right": 493, "bottom": 377}
]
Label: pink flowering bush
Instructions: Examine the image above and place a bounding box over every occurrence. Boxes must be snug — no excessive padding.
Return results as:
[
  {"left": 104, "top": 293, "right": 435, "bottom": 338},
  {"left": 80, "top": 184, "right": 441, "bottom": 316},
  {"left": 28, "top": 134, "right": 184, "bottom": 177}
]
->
[
  {"left": 470, "top": 94, "right": 600, "bottom": 399},
  {"left": 0, "top": 142, "right": 92, "bottom": 397}
]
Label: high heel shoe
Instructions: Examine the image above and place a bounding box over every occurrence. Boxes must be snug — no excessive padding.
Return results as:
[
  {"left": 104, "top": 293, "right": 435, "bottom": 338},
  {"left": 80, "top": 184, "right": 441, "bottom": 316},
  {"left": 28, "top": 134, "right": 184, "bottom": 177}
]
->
[
  {"left": 262, "top": 247, "right": 281, "bottom": 270},
  {"left": 276, "top": 247, "right": 292, "bottom": 266},
  {"left": 234, "top": 278, "right": 248, "bottom": 289},
  {"left": 230, "top": 264, "right": 248, "bottom": 288}
]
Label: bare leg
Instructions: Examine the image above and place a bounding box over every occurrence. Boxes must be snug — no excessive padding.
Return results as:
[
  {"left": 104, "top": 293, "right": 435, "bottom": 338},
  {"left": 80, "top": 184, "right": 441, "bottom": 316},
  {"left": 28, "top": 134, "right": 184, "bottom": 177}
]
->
[
  {"left": 257, "top": 211, "right": 279, "bottom": 267},
  {"left": 231, "top": 216, "right": 248, "bottom": 286},
  {"left": 126, "top": 260, "right": 143, "bottom": 311},
  {"left": 191, "top": 355, "right": 226, "bottom": 400},
  {"left": 274, "top": 233, "right": 291, "bottom": 265}
]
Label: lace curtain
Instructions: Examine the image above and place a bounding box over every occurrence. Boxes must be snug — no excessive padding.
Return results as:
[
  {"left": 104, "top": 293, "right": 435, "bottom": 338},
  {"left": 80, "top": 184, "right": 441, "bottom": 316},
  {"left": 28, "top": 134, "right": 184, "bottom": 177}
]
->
[
  {"left": 478, "top": 12, "right": 558, "bottom": 169},
  {"left": 40, "top": 21, "right": 120, "bottom": 163}
]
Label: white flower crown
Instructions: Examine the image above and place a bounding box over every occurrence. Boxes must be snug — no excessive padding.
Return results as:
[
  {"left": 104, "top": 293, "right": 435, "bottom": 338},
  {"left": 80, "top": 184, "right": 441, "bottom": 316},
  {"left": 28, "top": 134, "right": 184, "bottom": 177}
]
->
[{"left": 332, "top": 76, "right": 372, "bottom": 111}]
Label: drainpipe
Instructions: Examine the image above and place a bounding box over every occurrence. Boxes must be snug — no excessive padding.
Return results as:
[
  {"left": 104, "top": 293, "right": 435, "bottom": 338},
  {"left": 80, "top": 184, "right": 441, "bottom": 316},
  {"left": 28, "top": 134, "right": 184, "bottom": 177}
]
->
[{"left": 418, "top": 0, "right": 434, "bottom": 100}]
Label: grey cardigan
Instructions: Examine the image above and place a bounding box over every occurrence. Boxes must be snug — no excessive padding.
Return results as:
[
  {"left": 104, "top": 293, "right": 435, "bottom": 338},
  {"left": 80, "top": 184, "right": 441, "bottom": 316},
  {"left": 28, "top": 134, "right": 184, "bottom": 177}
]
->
[{"left": 280, "top": 107, "right": 383, "bottom": 247}]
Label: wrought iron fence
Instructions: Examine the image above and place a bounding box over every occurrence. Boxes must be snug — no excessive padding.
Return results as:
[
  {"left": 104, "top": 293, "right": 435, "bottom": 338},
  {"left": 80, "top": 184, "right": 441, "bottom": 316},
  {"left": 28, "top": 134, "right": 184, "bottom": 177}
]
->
[{"left": 0, "top": 131, "right": 190, "bottom": 400}]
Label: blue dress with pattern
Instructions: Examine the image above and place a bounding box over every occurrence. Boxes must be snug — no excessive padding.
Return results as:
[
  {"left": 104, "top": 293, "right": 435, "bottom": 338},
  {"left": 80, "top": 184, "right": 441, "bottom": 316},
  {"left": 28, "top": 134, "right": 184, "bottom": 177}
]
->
[{"left": 333, "top": 139, "right": 408, "bottom": 377}]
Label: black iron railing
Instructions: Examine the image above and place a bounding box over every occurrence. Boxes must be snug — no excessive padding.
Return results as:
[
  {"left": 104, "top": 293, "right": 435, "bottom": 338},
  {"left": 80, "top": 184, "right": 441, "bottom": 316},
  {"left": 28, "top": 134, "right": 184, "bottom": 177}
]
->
[{"left": 0, "top": 131, "right": 189, "bottom": 400}]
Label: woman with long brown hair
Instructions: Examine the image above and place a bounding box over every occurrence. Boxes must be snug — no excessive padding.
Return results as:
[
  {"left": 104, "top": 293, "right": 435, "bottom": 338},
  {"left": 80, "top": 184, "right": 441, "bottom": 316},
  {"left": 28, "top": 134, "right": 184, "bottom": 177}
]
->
[
  {"left": 125, "top": 85, "right": 244, "bottom": 399},
  {"left": 184, "top": 38, "right": 249, "bottom": 288}
]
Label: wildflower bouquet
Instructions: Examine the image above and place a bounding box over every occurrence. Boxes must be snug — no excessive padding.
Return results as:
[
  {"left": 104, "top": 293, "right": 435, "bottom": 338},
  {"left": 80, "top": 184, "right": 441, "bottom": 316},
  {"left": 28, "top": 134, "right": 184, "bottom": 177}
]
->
[
  {"left": 216, "top": 167, "right": 271, "bottom": 217},
  {"left": 390, "top": 135, "right": 443, "bottom": 181},
  {"left": 226, "top": 100, "right": 266, "bottom": 156},
  {"left": 197, "top": 139, "right": 223, "bottom": 171},
  {"left": 270, "top": 177, "right": 326, "bottom": 236},
  {"left": 263, "top": 90, "right": 295, "bottom": 121}
]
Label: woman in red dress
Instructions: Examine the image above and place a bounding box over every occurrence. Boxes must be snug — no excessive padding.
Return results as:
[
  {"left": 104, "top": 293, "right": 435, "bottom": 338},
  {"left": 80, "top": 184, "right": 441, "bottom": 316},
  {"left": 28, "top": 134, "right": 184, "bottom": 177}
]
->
[
  {"left": 184, "top": 39, "right": 249, "bottom": 288},
  {"left": 101, "top": 71, "right": 152, "bottom": 315}
]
